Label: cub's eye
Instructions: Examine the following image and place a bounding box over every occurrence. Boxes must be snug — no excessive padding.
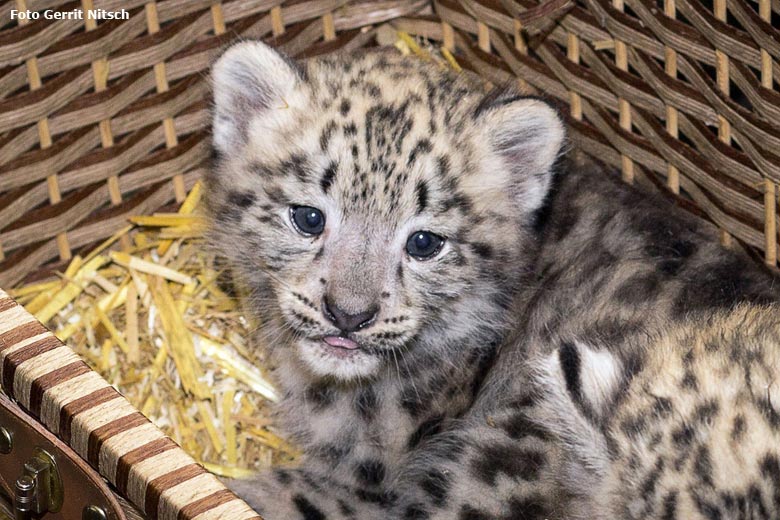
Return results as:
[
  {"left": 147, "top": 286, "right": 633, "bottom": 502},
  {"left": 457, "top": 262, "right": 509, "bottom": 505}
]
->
[
  {"left": 406, "top": 231, "right": 445, "bottom": 260},
  {"left": 290, "top": 206, "right": 325, "bottom": 236}
]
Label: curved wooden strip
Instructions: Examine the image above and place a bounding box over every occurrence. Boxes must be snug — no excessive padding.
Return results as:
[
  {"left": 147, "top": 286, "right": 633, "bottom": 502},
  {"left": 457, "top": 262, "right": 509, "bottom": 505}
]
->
[
  {"left": 0, "top": 170, "right": 201, "bottom": 288},
  {"left": 729, "top": 0, "right": 780, "bottom": 61},
  {"left": 0, "top": 127, "right": 205, "bottom": 238},
  {"left": 0, "top": 290, "right": 262, "bottom": 520},
  {"left": 0, "top": 66, "right": 93, "bottom": 134},
  {"left": 675, "top": 0, "right": 762, "bottom": 68},
  {"left": 0, "top": 15, "right": 82, "bottom": 67}
]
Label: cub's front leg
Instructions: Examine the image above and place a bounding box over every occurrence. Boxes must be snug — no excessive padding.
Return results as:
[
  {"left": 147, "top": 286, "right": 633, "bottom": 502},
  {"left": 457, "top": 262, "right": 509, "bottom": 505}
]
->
[
  {"left": 391, "top": 409, "right": 566, "bottom": 520},
  {"left": 228, "top": 461, "right": 395, "bottom": 519}
]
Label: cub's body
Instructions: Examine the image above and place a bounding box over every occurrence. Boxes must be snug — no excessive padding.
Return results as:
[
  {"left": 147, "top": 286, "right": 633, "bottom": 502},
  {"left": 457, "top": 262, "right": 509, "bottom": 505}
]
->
[
  {"left": 207, "top": 43, "right": 779, "bottom": 519},
  {"left": 532, "top": 305, "right": 780, "bottom": 519}
]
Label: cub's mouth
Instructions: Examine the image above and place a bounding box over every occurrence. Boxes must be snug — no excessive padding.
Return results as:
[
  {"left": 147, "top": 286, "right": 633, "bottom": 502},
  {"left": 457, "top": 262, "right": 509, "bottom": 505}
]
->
[
  {"left": 297, "top": 336, "right": 381, "bottom": 379},
  {"left": 321, "top": 335, "right": 361, "bottom": 358}
]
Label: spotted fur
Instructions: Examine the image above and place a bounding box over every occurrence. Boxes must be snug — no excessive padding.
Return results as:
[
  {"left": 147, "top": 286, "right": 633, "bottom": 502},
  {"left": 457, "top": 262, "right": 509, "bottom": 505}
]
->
[
  {"left": 533, "top": 305, "right": 780, "bottom": 519},
  {"left": 206, "top": 42, "right": 779, "bottom": 519}
]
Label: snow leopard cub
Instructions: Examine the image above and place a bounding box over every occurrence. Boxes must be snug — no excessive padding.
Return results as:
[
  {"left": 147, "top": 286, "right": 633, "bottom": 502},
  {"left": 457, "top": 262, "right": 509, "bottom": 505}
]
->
[
  {"left": 207, "top": 41, "right": 779, "bottom": 519},
  {"left": 207, "top": 42, "right": 564, "bottom": 518}
]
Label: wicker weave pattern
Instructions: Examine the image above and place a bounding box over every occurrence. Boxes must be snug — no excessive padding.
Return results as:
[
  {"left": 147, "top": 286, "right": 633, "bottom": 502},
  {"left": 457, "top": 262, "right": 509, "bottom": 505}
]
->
[
  {"left": 2, "top": 1, "right": 778, "bottom": 286},
  {"left": 0, "top": 288, "right": 261, "bottom": 519},
  {"left": 390, "top": 0, "right": 780, "bottom": 268},
  {"left": 0, "top": 0, "right": 427, "bottom": 287}
]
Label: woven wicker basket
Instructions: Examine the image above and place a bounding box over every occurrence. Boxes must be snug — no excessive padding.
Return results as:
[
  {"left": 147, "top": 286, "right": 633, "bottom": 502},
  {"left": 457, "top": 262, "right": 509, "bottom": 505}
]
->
[{"left": 0, "top": 0, "right": 779, "bottom": 518}]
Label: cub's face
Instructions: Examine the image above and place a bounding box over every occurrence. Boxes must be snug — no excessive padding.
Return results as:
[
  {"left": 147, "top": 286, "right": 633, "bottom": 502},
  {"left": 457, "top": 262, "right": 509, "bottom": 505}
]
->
[{"left": 208, "top": 43, "right": 564, "bottom": 381}]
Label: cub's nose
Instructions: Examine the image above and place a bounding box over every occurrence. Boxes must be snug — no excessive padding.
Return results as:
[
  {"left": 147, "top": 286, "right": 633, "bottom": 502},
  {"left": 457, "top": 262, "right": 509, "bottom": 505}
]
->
[{"left": 322, "top": 296, "right": 378, "bottom": 333}]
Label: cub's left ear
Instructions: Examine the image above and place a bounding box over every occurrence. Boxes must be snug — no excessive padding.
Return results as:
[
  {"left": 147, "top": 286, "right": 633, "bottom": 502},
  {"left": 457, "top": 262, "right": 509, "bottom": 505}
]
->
[
  {"left": 476, "top": 94, "right": 565, "bottom": 213},
  {"left": 211, "top": 41, "right": 306, "bottom": 153}
]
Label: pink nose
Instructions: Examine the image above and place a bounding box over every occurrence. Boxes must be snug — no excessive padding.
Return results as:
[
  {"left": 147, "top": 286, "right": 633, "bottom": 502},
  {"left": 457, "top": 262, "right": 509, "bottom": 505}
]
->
[{"left": 322, "top": 296, "right": 378, "bottom": 332}]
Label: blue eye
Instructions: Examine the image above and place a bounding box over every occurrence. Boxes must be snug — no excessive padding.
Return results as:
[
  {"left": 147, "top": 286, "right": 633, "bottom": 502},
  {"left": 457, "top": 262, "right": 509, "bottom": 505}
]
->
[
  {"left": 406, "top": 231, "right": 444, "bottom": 259},
  {"left": 291, "top": 206, "right": 325, "bottom": 236}
]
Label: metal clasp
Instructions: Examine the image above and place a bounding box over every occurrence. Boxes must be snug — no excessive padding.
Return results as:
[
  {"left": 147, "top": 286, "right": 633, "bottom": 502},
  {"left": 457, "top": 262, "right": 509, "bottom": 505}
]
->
[{"left": 13, "top": 448, "right": 63, "bottom": 519}]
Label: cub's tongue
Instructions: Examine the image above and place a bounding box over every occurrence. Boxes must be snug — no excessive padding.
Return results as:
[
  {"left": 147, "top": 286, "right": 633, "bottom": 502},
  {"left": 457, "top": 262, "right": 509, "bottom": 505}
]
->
[{"left": 323, "top": 336, "right": 360, "bottom": 350}]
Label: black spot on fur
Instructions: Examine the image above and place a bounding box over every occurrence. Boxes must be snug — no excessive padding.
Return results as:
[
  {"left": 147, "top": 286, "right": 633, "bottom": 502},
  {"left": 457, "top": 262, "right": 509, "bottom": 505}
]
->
[
  {"left": 672, "top": 424, "right": 694, "bottom": 448},
  {"left": 470, "top": 242, "right": 493, "bottom": 260},
  {"left": 400, "top": 387, "right": 424, "bottom": 418},
  {"left": 355, "top": 459, "right": 385, "bottom": 487},
  {"left": 321, "top": 162, "right": 337, "bottom": 193},
  {"left": 681, "top": 370, "right": 698, "bottom": 390},
  {"left": 469, "top": 347, "right": 497, "bottom": 398},
  {"left": 320, "top": 121, "right": 336, "bottom": 151},
  {"left": 693, "top": 400, "right": 719, "bottom": 423},
  {"left": 407, "top": 416, "right": 444, "bottom": 449},
  {"left": 420, "top": 469, "right": 451, "bottom": 506},
  {"left": 760, "top": 453, "right": 780, "bottom": 483},
  {"left": 471, "top": 444, "right": 545, "bottom": 485},
  {"left": 646, "top": 239, "right": 696, "bottom": 276},
  {"left": 559, "top": 342, "right": 582, "bottom": 403},
  {"left": 693, "top": 446, "right": 713, "bottom": 486},
  {"left": 662, "top": 491, "right": 678, "bottom": 519},
  {"left": 209, "top": 145, "right": 223, "bottom": 166},
  {"left": 407, "top": 139, "right": 432, "bottom": 167},
  {"left": 321, "top": 443, "right": 351, "bottom": 462},
  {"left": 757, "top": 397, "right": 780, "bottom": 428},
  {"left": 293, "top": 495, "right": 326, "bottom": 520},
  {"left": 281, "top": 154, "right": 309, "bottom": 182},
  {"left": 501, "top": 411, "right": 550, "bottom": 441},
  {"left": 264, "top": 186, "right": 286, "bottom": 204},
  {"left": 305, "top": 383, "right": 335, "bottom": 410},
  {"left": 693, "top": 496, "right": 723, "bottom": 520},
  {"left": 226, "top": 190, "right": 255, "bottom": 208},
  {"left": 459, "top": 505, "right": 492, "bottom": 520},
  {"left": 356, "top": 387, "right": 378, "bottom": 421},
  {"left": 641, "top": 458, "right": 664, "bottom": 496},
  {"left": 338, "top": 499, "right": 355, "bottom": 516},
  {"left": 404, "top": 504, "right": 430, "bottom": 519},
  {"left": 648, "top": 397, "right": 673, "bottom": 422},
  {"left": 674, "top": 257, "right": 777, "bottom": 313},
  {"left": 731, "top": 414, "right": 746, "bottom": 441},
  {"left": 508, "top": 496, "right": 549, "bottom": 518},
  {"left": 436, "top": 156, "right": 450, "bottom": 179},
  {"left": 274, "top": 469, "right": 292, "bottom": 484},
  {"left": 747, "top": 484, "right": 770, "bottom": 518},
  {"left": 415, "top": 180, "right": 428, "bottom": 214},
  {"left": 340, "top": 99, "right": 351, "bottom": 116},
  {"left": 442, "top": 193, "right": 474, "bottom": 215}
]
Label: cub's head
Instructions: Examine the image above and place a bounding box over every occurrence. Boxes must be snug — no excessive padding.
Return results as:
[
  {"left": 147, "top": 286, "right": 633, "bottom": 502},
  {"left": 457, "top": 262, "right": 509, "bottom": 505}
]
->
[{"left": 207, "top": 42, "right": 564, "bottom": 381}]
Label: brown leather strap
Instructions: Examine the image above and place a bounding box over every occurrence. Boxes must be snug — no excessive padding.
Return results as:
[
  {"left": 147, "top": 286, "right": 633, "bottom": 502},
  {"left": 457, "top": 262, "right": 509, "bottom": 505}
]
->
[{"left": 0, "top": 391, "right": 127, "bottom": 520}]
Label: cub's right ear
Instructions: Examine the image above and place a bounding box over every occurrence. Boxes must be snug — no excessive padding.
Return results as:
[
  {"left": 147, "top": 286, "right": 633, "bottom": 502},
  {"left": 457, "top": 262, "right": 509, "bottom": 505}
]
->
[{"left": 211, "top": 41, "right": 306, "bottom": 153}]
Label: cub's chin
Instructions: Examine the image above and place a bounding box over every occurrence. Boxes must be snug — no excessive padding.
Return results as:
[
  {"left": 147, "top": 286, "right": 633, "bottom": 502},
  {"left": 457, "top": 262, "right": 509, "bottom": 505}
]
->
[{"left": 296, "top": 337, "right": 382, "bottom": 380}]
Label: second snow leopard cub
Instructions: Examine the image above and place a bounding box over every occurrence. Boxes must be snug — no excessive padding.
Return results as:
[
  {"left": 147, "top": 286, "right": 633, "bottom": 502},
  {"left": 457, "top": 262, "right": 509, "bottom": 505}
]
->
[{"left": 207, "top": 42, "right": 779, "bottom": 519}]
